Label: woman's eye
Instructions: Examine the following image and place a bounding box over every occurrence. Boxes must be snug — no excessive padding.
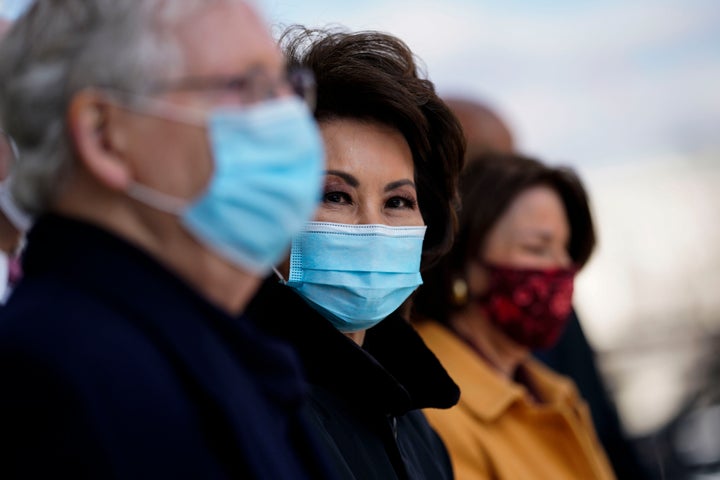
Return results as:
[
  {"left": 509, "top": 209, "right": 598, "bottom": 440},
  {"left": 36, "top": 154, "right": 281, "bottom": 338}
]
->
[
  {"left": 523, "top": 244, "right": 549, "bottom": 256},
  {"left": 323, "top": 191, "right": 352, "bottom": 204},
  {"left": 385, "top": 196, "right": 417, "bottom": 209}
]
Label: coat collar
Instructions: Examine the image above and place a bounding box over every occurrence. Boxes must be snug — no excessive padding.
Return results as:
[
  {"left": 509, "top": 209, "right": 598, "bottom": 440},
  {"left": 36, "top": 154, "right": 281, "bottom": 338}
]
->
[
  {"left": 247, "top": 278, "right": 459, "bottom": 416},
  {"left": 415, "top": 320, "right": 579, "bottom": 422}
]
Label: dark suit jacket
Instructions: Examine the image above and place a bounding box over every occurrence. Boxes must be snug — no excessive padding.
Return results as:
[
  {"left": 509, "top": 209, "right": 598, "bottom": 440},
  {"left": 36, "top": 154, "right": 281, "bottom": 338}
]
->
[{"left": 0, "top": 215, "right": 333, "bottom": 479}]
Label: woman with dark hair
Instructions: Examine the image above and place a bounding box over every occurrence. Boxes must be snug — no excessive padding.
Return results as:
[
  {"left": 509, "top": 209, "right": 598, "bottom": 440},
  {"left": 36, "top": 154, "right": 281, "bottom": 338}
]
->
[
  {"left": 412, "top": 153, "right": 616, "bottom": 479},
  {"left": 247, "top": 27, "right": 465, "bottom": 479}
]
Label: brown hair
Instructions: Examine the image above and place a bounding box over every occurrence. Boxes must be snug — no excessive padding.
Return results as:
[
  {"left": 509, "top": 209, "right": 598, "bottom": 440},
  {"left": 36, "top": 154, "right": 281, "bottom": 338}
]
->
[
  {"left": 280, "top": 27, "right": 465, "bottom": 268},
  {"left": 412, "top": 153, "right": 596, "bottom": 324}
]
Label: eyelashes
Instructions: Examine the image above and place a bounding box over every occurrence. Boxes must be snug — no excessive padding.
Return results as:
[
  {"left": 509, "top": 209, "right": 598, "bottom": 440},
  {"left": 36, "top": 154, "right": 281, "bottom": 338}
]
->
[
  {"left": 323, "top": 191, "right": 352, "bottom": 205},
  {"left": 386, "top": 194, "right": 417, "bottom": 209},
  {"left": 322, "top": 190, "right": 418, "bottom": 210}
]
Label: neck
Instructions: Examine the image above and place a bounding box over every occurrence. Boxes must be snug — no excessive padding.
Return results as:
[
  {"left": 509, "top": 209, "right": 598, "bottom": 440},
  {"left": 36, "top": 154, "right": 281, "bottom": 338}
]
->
[
  {"left": 54, "top": 187, "right": 259, "bottom": 315},
  {"left": 449, "top": 303, "right": 529, "bottom": 378},
  {"left": 344, "top": 330, "right": 366, "bottom": 346}
]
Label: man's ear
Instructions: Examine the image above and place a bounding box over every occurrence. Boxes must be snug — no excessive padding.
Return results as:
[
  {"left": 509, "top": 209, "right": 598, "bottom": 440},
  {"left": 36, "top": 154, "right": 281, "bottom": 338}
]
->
[{"left": 67, "top": 90, "right": 131, "bottom": 191}]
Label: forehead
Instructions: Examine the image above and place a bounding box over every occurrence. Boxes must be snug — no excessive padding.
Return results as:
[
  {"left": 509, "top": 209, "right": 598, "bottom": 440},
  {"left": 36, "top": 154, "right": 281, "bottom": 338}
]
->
[
  {"left": 171, "top": 2, "right": 281, "bottom": 77},
  {"left": 321, "top": 119, "right": 414, "bottom": 176},
  {"left": 495, "top": 185, "right": 568, "bottom": 236}
]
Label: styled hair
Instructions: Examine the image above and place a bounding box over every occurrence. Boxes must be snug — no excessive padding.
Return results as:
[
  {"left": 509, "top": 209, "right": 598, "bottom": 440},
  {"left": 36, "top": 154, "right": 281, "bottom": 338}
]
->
[
  {"left": 280, "top": 27, "right": 466, "bottom": 268},
  {"left": 0, "top": 0, "right": 235, "bottom": 214},
  {"left": 413, "top": 153, "right": 596, "bottom": 324}
]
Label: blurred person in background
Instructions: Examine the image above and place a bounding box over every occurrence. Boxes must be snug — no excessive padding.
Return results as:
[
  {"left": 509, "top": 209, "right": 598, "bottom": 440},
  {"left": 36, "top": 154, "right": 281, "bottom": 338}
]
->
[
  {"left": 443, "top": 97, "right": 515, "bottom": 156},
  {"left": 446, "top": 96, "right": 650, "bottom": 479},
  {"left": 0, "top": 128, "right": 31, "bottom": 302},
  {"left": 247, "top": 27, "right": 464, "bottom": 479},
  {"left": 0, "top": 1, "right": 336, "bottom": 478},
  {"left": 0, "top": 0, "right": 32, "bottom": 303},
  {"left": 412, "top": 154, "right": 616, "bottom": 479}
]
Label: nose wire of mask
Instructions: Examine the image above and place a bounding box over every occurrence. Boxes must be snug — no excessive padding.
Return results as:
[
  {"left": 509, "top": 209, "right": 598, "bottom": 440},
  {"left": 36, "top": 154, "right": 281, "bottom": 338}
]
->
[
  {"left": 286, "top": 222, "right": 427, "bottom": 332},
  {"left": 126, "top": 96, "right": 325, "bottom": 274}
]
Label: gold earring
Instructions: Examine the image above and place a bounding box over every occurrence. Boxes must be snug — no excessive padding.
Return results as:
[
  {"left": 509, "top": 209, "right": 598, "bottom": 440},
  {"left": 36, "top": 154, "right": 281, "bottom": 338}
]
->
[{"left": 451, "top": 277, "right": 469, "bottom": 306}]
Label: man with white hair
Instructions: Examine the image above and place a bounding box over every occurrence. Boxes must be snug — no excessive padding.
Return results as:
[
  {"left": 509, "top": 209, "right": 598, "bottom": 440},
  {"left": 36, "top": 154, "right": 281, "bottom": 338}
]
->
[{"left": 0, "top": 1, "right": 333, "bottom": 478}]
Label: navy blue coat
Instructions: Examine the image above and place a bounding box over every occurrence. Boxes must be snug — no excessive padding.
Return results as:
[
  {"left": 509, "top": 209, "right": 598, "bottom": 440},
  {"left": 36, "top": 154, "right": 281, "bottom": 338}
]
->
[
  {"left": 247, "top": 279, "right": 460, "bottom": 480},
  {"left": 0, "top": 215, "right": 334, "bottom": 479}
]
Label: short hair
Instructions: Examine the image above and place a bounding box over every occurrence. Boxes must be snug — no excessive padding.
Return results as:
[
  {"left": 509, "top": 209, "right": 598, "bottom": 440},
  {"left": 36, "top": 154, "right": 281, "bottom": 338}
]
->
[
  {"left": 0, "top": 0, "right": 236, "bottom": 214},
  {"left": 280, "top": 27, "right": 466, "bottom": 268},
  {"left": 413, "top": 152, "right": 596, "bottom": 324}
]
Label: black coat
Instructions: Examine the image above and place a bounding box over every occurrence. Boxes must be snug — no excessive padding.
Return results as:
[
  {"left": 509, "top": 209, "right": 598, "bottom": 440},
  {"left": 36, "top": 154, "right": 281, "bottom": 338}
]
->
[
  {"left": 0, "top": 215, "right": 334, "bottom": 479},
  {"left": 247, "top": 279, "right": 460, "bottom": 480}
]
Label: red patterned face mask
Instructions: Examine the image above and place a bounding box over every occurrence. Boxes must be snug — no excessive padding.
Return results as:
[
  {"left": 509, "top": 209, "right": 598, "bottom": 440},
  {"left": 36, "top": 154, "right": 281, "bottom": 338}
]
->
[{"left": 474, "top": 262, "right": 576, "bottom": 350}]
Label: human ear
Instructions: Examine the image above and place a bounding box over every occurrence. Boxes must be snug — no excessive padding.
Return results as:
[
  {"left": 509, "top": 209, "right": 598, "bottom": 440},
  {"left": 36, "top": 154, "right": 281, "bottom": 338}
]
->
[{"left": 67, "top": 90, "right": 131, "bottom": 191}]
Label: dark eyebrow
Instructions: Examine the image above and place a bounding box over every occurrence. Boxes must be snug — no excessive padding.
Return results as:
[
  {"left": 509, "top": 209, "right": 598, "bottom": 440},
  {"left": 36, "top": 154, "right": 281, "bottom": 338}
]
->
[
  {"left": 324, "top": 170, "right": 359, "bottom": 187},
  {"left": 385, "top": 179, "right": 416, "bottom": 192}
]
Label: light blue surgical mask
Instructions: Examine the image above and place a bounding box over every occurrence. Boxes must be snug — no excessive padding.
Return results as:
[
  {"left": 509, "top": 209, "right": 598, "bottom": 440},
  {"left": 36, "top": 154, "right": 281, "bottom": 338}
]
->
[
  {"left": 127, "top": 97, "right": 325, "bottom": 274},
  {"left": 282, "top": 221, "right": 426, "bottom": 332}
]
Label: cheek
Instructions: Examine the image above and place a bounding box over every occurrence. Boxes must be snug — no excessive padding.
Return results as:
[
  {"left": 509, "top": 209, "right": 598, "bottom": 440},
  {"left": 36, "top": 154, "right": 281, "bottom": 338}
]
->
[
  {"left": 137, "top": 124, "right": 211, "bottom": 198},
  {"left": 406, "top": 209, "right": 425, "bottom": 227},
  {"left": 385, "top": 209, "right": 425, "bottom": 227},
  {"left": 189, "top": 135, "right": 214, "bottom": 196},
  {"left": 312, "top": 204, "right": 353, "bottom": 223}
]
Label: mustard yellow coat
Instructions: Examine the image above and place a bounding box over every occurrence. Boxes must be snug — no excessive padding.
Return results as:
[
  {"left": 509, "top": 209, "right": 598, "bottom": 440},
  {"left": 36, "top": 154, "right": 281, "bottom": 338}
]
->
[{"left": 416, "top": 321, "right": 616, "bottom": 480}]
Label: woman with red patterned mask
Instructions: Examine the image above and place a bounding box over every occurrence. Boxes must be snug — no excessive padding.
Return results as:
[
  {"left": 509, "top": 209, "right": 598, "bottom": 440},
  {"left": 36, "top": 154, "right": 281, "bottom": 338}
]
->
[{"left": 412, "top": 153, "right": 616, "bottom": 480}]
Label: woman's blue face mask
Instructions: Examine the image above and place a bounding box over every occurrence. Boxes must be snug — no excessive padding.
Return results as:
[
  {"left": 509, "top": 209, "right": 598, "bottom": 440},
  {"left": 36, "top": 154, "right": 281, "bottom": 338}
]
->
[{"left": 283, "top": 221, "right": 426, "bottom": 332}]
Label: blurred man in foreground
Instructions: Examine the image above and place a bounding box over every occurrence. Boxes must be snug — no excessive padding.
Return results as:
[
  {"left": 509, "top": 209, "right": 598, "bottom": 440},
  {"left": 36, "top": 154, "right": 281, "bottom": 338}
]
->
[{"left": 0, "top": 1, "right": 332, "bottom": 478}]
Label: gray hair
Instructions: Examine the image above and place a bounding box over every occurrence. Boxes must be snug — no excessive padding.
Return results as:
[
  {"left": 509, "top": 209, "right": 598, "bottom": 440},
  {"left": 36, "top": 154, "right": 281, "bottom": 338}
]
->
[{"left": 0, "top": 0, "right": 236, "bottom": 214}]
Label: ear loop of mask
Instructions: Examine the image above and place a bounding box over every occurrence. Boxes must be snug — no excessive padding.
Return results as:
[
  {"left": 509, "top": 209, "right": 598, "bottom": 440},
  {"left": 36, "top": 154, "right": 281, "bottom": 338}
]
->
[{"left": 126, "top": 182, "right": 188, "bottom": 216}]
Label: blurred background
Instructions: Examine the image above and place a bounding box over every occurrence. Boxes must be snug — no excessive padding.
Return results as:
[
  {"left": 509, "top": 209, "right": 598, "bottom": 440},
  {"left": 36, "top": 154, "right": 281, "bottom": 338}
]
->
[{"left": 3, "top": 0, "right": 720, "bottom": 477}]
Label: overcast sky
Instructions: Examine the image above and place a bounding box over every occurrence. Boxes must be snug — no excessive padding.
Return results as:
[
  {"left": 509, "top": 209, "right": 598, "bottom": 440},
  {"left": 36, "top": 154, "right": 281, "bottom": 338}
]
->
[
  {"left": 259, "top": 0, "right": 720, "bottom": 168},
  {"left": 3, "top": 0, "right": 718, "bottom": 167}
]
